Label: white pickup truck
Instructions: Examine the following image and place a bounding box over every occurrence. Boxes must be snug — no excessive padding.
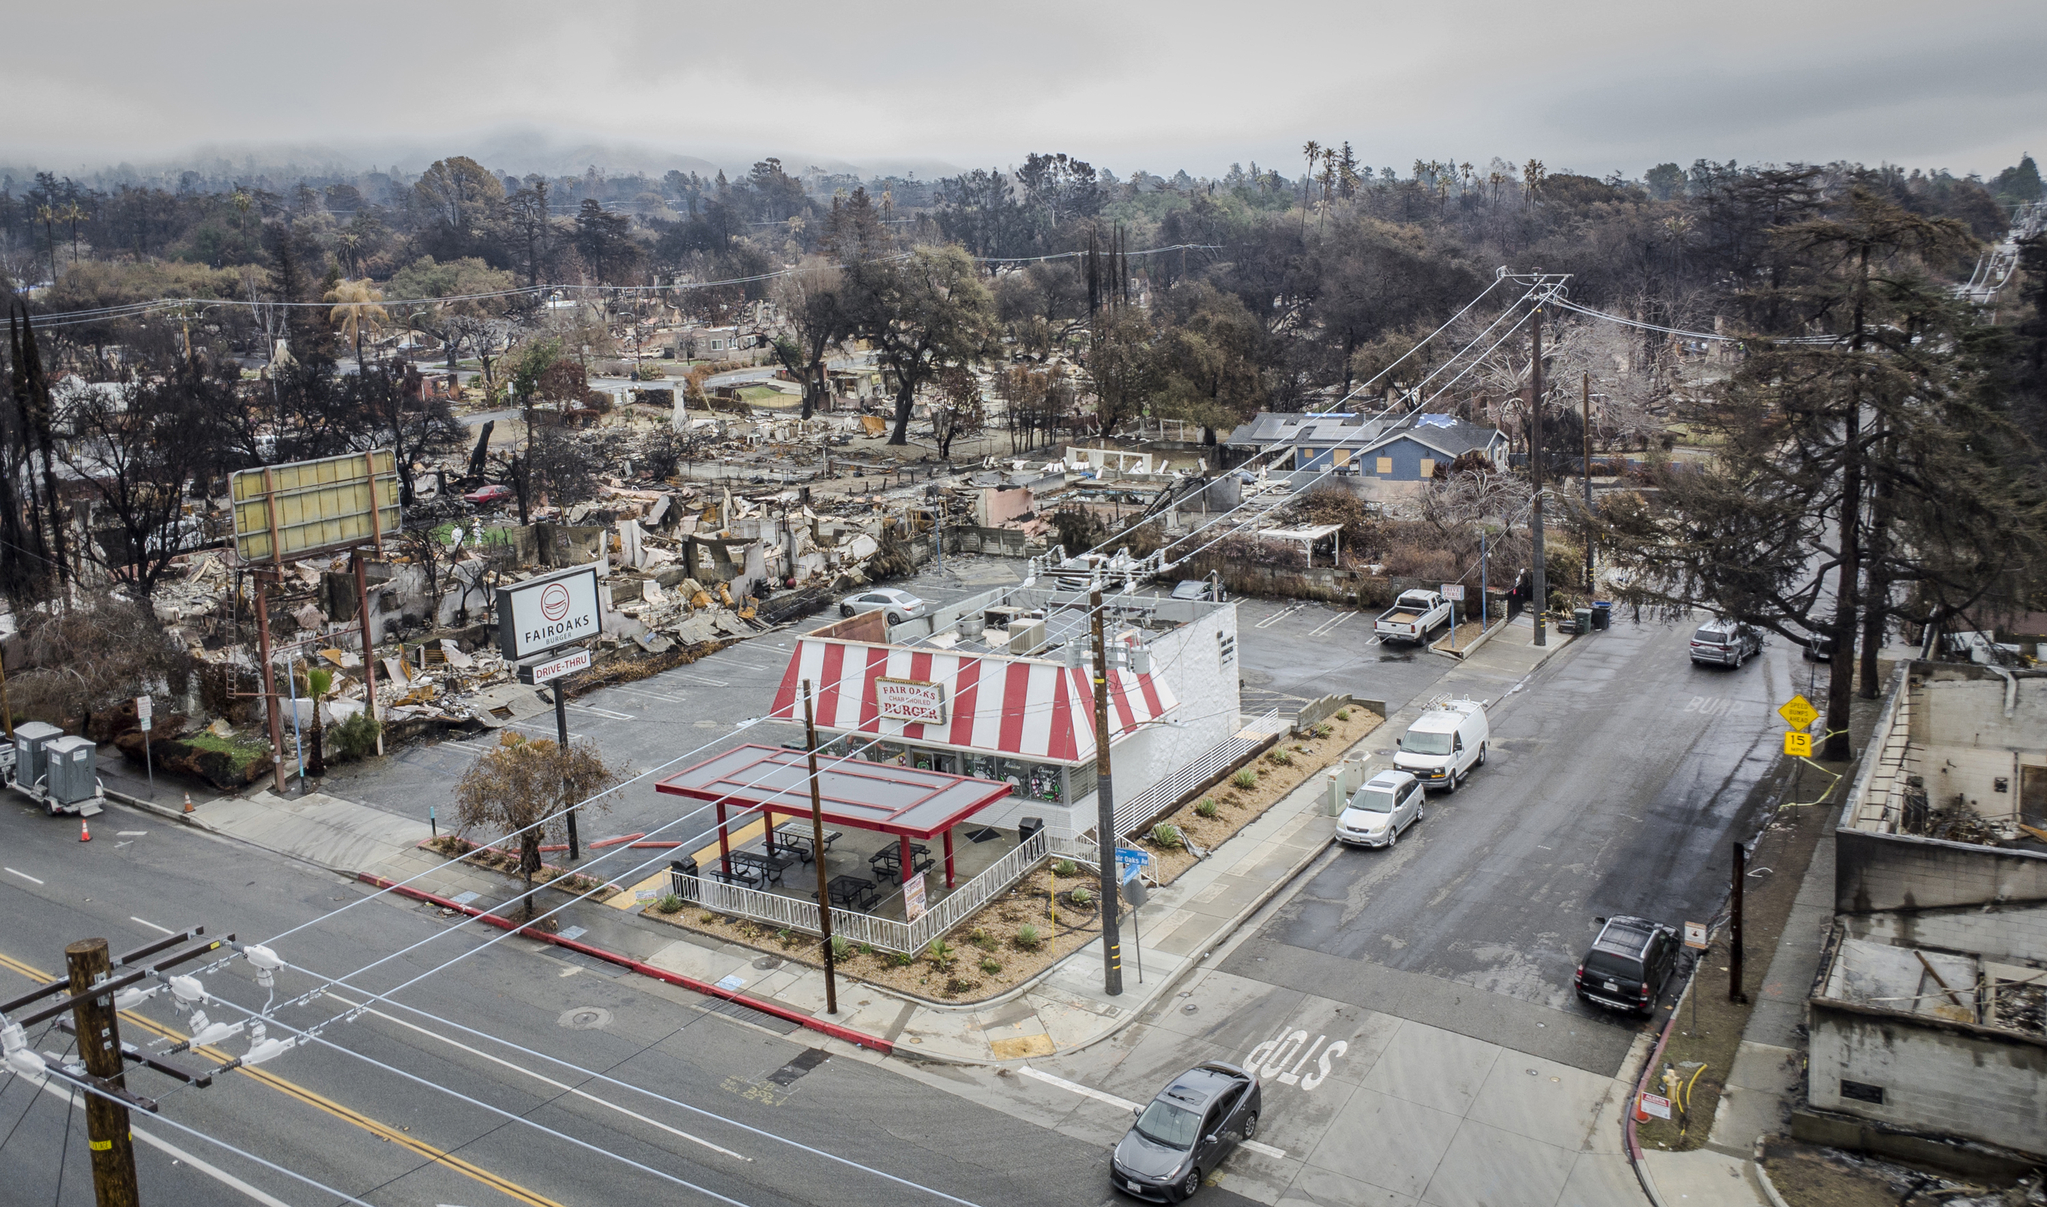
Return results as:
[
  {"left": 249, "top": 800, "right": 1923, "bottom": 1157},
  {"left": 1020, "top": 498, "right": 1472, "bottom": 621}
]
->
[{"left": 1375, "top": 590, "right": 1454, "bottom": 644}]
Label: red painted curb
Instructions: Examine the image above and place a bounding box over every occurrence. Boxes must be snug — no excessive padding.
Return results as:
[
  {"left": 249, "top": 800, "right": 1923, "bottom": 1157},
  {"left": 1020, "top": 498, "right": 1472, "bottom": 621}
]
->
[{"left": 357, "top": 874, "right": 892, "bottom": 1055}]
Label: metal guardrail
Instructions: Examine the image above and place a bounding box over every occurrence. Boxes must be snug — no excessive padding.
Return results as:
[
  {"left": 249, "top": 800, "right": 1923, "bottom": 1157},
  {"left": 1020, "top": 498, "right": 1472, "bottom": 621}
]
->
[{"left": 669, "top": 830, "right": 1052, "bottom": 954}]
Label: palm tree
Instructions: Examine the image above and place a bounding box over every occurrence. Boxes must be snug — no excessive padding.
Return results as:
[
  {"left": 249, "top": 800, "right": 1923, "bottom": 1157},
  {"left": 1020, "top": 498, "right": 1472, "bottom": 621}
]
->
[
  {"left": 326, "top": 279, "right": 389, "bottom": 378},
  {"left": 1300, "top": 140, "right": 1321, "bottom": 233}
]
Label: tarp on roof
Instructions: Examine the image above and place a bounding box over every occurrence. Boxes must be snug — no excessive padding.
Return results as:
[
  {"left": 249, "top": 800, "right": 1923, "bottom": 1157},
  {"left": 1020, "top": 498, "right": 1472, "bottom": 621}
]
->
[{"left": 769, "top": 636, "right": 1177, "bottom": 763}]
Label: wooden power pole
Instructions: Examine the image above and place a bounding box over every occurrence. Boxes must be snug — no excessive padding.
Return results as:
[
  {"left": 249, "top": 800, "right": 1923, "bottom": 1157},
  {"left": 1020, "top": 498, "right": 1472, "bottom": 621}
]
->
[
  {"left": 1089, "top": 587, "right": 1124, "bottom": 997},
  {"left": 66, "top": 938, "right": 141, "bottom": 1207},
  {"left": 1529, "top": 299, "right": 1547, "bottom": 647}
]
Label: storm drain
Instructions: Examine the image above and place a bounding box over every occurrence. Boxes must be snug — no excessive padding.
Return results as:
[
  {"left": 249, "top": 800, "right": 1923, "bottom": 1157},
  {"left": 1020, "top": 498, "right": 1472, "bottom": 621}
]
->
[{"left": 706, "top": 997, "right": 802, "bottom": 1035}]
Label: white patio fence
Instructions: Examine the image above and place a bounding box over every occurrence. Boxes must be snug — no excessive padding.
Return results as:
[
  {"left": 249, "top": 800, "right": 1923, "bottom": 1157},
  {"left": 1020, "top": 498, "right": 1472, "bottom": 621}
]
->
[
  {"left": 671, "top": 828, "right": 1052, "bottom": 955},
  {"left": 1109, "top": 709, "right": 1283, "bottom": 839}
]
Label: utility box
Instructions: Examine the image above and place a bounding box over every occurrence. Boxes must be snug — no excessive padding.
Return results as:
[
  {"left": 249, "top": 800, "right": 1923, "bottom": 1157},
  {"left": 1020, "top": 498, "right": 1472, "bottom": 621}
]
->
[
  {"left": 42, "top": 736, "right": 98, "bottom": 805},
  {"left": 12, "top": 721, "right": 63, "bottom": 788}
]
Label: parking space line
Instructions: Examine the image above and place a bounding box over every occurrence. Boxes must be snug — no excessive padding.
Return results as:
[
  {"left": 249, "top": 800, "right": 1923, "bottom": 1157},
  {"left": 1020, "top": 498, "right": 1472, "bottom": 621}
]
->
[
  {"left": 567, "top": 704, "right": 635, "bottom": 721},
  {"left": 4, "top": 867, "right": 43, "bottom": 885},
  {"left": 1254, "top": 605, "right": 1304, "bottom": 630},
  {"left": 131, "top": 916, "right": 175, "bottom": 935},
  {"left": 1306, "top": 611, "right": 1356, "bottom": 638}
]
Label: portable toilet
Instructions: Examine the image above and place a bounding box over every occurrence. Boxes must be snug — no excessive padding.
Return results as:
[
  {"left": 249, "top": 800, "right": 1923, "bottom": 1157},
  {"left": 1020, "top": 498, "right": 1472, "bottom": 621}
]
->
[
  {"left": 12, "top": 721, "right": 63, "bottom": 788},
  {"left": 42, "top": 736, "right": 98, "bottom": 806}
]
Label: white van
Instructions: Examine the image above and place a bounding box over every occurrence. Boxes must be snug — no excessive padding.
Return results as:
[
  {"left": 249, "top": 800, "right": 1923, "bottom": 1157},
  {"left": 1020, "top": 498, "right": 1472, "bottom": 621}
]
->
[
  {"left": 1337, "top": 770, "right": 1425, "bottom": 848},
  {"left": 1393, "top": 699, "right": 1489, "bottom": 792}
]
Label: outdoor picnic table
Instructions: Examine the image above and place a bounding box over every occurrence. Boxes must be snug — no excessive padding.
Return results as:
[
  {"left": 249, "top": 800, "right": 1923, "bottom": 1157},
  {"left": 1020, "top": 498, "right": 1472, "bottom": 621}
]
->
[
  {"left": 725, "top": 848, "right": 796, "bottom": 885},
  {"left": 771, "top": 822, "right": 843, "bottom": 863},
  {"left": 814, "top": 874, "right": 880, "bottom": 911},
  {"left": 868, "top": 843, "right": 934, "bottom": 883}
]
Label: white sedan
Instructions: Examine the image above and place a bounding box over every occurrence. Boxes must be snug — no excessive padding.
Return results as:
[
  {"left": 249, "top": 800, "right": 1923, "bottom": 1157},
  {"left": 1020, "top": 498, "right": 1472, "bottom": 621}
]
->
[{"left": 839, "top": 588, "right": 928, "bottom": 624}]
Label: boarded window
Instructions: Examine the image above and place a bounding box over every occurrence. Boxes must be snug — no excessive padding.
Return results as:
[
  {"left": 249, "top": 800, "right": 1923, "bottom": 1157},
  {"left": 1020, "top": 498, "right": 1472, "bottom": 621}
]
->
[
  {"left": 1418, "top": 458, "right": 1436, "bottom": 478},
  {"left": 1376, "top": 457, "right": 1393, "bottom": 475},
  {"left": 1332, "top": 449, "right": 1351, "bottom": 467}
]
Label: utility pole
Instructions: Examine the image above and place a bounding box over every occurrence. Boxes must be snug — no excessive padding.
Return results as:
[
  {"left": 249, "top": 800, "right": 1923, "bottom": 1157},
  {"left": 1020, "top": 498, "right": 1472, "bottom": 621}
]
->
[
  {"left": 1088, "top": 587, "right": 1124, "bottom": 997},
  {"left": 66, "top": 938, "right": 140, "bottom": 1207},
  {"left": 801, "top": 681, "right": 838, "bottom": 1015},
  {"left": 1529, "top": 297, "right": 1548, "bottom": 647},
  {"left": 1583, "top": 372, "right": 1595, "bottom": 590}
]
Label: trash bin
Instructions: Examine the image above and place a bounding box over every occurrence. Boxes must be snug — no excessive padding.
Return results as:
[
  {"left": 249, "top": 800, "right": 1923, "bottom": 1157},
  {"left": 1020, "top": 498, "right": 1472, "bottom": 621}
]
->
[
  {"left": 1017, "top": 816, "right": 1045, "bottom": 846},
  {"left": 669, "top": 857, "right": 700, "bottom": 901},
  {"left": 1592, "top": 601, "right": 1612, "bottom": 630},
  {"left": 1574, "top": 607, "right": 1595, "bottom": 635}
]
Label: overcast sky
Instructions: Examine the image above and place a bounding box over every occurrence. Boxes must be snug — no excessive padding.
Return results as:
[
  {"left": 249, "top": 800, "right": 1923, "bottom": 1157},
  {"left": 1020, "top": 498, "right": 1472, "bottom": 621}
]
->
[{"left": 7, "top": 0, "right": 2043, "bottom": 182}]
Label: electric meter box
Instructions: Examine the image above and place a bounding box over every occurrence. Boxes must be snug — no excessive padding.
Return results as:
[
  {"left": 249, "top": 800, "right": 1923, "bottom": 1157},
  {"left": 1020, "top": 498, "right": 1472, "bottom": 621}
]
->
[
  {"left": 12, "top": 721, "right": 64, "bottom": 788},
  {"left": 42, "top": 736, "right": 98, "bottom": 805}
]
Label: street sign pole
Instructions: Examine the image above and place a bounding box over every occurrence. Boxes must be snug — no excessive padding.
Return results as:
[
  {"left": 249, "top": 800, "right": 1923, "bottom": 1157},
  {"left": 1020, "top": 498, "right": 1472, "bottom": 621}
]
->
[
  {"left": 556, "top": 671, "right": 578, "bottom": 861},
  {"left": 136, "top": 696, "right": 155, "bottom": 798}
]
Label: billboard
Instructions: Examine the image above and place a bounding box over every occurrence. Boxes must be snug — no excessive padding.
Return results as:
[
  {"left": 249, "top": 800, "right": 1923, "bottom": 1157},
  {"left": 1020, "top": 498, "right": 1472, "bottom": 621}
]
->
[
  {"left": 498, "top": 566, "right": 602, "bottom": 661},
  {"left": 231, "top": 449, "right": 400, "bottom": 562}
]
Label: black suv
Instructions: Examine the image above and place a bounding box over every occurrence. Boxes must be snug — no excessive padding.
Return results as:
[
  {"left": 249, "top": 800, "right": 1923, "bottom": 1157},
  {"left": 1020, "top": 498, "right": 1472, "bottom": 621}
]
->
[{"left": 1574, "top": 916, "right": 1679, "bottom": 1015}]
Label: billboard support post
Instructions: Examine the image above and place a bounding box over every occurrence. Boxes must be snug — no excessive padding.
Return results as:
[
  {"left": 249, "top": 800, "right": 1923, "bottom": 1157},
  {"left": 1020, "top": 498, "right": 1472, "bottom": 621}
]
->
[
  {"left": 252, "top": 568, "right": 288, "bottom": 793},
  {"left": 353, "top": 552, "right": 382, "bottom": 756}
]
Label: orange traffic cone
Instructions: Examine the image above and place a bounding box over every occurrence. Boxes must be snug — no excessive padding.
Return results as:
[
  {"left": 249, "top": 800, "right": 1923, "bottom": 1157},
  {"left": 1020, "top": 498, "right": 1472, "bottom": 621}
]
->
[
  {"left": 182, "top": 792, "right": 194, "bottom": 815},
  {"left": 79, "top": 818, "right": 92, "bottom": 842}
]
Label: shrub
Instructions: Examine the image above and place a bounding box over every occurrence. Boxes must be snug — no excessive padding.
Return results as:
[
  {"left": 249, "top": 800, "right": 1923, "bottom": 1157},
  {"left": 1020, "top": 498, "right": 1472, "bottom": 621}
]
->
[
  {"left": 1014, "top": 925, "right": 1043, "bottom": 951},
  {"left": 1265, "top": 749, "right": 1294, "bottom": 767},
  {"left": 926, "top": 939, "right": 956, "bottom": 969},
  {"left": 890, "top": 950, "right": 915, "bottom": 967},
  {"left": 333, "top": 710, "right": 383, "bottom": 761},
  {"left": 777, "top": 928, "right": 797, "bottom": 947},
  {"left": 1053, "top": 858, "right": 1078, "bottom": 877},
  {"left": 979, "top": 958, "right": 1003, "bottom": 976},
  {"left": 944, "top": 976, "right": 978, "bottom": 996},
  {"left": 654, "top": 893, "right": 684, "bottom": 914},
  {"left": 1068, "top": 886, "right": 1094, "bottom": 908},
  {"left": 829, "top": 935, "right": 851, "bottom": 960},
  {"left": 970, "top": 929, "right": 997, "bottom": 952},
  {"left": 1150, "top": 823, "right": 1183, "bottom": 850},
  {"left": 859, "top": 943, "right": 873, "bottom": 956},
  {"left": 1195, "top": 798, "right": 1219, "bottom": 819},
  {"left": 699, "top": 911, "right": 716, "bottom": 924},
  {"left": 1232, "top": 768, "right": 1259, "bottom": 790},
  {"left": 1336, "top": 709, "right": 1351, "bottom": 721}
]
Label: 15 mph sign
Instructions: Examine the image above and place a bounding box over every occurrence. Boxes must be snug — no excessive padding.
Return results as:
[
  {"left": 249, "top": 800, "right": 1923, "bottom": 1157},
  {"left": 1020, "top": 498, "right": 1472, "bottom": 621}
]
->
[{"left": 498, "top": 567, "right": 602, "bottom": 660}]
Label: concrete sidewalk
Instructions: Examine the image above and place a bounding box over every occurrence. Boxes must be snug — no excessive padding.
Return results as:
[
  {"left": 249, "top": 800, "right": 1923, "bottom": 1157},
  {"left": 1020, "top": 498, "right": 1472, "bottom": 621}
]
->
[{"left": 104, "top": 615, "right": 1581, "bottom": 1064}]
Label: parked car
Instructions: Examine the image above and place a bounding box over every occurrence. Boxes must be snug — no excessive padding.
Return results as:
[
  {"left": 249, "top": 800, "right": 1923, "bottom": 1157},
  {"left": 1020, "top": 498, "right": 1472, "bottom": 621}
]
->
[
  {"left": 1393, "top": 698, "right": 1488, "bottom": 792},
  {"left": 1110, "top": 1062, "right": 1262, "bottom": 1202},
  {"left": 1169, "top": 577, "right": 1225, "bottom": 602},
  {"left": 1336, "top": 769, "right": 1425, "bottom": 848},
  {"left": 1689, "top": 618, "right": 1762, "bottom": 668},
  {"left": 1574, "top": 915, "right": 1680, "bottom": 1015},
  {"left": 1375, "top": 589, "right": 1454, "bottom": 644},
  {"left": 462, "top": 483, "right": 514, "bottom": 506},
  {"left": 839, "top": 588, "right": 927, "bottom": 624}
]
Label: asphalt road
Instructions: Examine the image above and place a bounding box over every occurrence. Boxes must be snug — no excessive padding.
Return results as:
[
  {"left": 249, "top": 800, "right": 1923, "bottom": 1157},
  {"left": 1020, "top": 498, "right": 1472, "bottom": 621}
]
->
[
  {"left": 1217, "top": 612, "right": 1805, "bottom": 1076},
  {"left": 0, "top": 803, "right": 1257, "bottom": 1207}
]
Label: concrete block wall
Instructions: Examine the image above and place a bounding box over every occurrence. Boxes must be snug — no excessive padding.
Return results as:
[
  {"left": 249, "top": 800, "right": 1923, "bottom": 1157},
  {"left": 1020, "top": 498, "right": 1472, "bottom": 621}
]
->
[
  {"left": 1808, "top": 1005, "right": 2047, "bottom": 1157},
  {"left": 1841, "top": 903, "right": 2047, "bottom": 966},
  {"left": 1915, "top": 744, "right": 2024, "bottom": 822},
  {"left": 1836, "top": 829, "right": 2047, "bottom": 913}
]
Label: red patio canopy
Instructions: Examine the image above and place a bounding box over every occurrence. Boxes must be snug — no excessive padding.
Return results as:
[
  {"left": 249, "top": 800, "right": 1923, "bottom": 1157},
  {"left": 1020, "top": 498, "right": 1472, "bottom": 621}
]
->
[{"left": 653, "top": 744, "right": 1013, "bottom": 839}]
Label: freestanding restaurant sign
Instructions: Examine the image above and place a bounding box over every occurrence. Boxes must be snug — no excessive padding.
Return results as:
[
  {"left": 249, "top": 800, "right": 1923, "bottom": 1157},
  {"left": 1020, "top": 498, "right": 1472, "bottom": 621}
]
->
[{"left": 497, "top": 566, "right": 602, "bottom": 661}]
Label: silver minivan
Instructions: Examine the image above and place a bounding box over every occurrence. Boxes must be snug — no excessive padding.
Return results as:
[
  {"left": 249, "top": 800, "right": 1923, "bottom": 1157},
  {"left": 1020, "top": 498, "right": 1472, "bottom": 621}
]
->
[{"left": 1337, "top": 770, "right": 1425, "bottom": 849}]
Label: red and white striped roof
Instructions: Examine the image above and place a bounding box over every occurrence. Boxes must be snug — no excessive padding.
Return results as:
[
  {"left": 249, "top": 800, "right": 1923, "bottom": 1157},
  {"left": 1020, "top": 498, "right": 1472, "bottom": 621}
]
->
[{"left": 769, "top": 637, "right": 1177, "bottom": 763}]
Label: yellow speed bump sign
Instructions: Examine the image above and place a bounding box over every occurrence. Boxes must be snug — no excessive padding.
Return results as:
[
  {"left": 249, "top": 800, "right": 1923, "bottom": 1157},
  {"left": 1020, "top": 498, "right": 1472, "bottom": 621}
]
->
[
  {"left": 1778, "top": 694, "right": 1819, "bottom": 731},
  {"left": 1784, "top": 731, "right": 1814, "bottom": 757}
]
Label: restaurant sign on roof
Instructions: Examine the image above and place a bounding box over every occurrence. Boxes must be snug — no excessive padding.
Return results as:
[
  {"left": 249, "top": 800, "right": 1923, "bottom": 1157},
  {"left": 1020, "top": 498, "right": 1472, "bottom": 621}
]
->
[{"left": 876, "top": 677, "right": 946, "bottom": 725}]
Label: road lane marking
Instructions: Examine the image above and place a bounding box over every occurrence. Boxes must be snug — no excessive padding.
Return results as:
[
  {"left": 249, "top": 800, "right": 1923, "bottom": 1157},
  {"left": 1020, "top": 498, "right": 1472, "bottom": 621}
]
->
[
  {"left": 323, "top": 991, "right": 749, "bottom": 1161},
  {"left": 0, "top": 949, "right": 570, "bottom": 1207},
  {"left": 1019, "top": 1066, "right": 1289, "bottom": 1159},
  {"left": 117, "top": 830, "right": 149, "bottom": 837},
  {"left": 4, "top": 867, "right": 43, "bottom": 885},
  {"left": 22, "top": 1074, "right": 293, "bottom": 1206},
  {"left": 1254, "top": 605, "right": 1303, "bottom": 630},
  {"left": 131, "top": 916, "right": 176, "bottom": 935}
]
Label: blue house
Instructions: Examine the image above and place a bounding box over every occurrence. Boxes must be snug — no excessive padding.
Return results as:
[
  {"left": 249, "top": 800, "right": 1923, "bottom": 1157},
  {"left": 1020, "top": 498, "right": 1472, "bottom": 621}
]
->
[{"left": 1231, "top": 412, "right": 1508, "bottom": 482}]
